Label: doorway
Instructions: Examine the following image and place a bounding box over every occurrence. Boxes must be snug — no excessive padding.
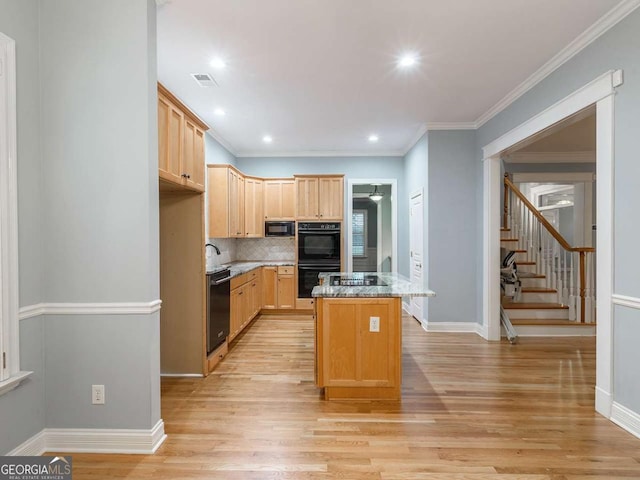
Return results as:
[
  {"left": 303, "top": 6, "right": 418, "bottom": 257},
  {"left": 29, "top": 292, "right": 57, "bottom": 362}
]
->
[
  {"left": 482, "top": 70, "right": 619, "bottom": 418},
  {"left": 409, "top": 190, "right": 424, "bottom": 324},
  {"left": 346, "top": 179, "right": 397, "bottom": 274}
]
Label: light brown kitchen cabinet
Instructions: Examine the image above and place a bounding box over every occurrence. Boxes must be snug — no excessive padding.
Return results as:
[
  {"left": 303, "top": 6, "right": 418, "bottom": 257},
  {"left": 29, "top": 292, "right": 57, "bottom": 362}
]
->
[
  {"left": 295, "top": 175, "right": 344, "bottom": 220},
  {"left": 262, "top": 267, "right": 278, "bottom": 309},
  {"left": 264, "top": 180, "right": 296, "bottom": 220},
  {"left": 158, "top": 83, "right": 208, "bottom": 192},
  {"left": 207, "top": 165, "right": 246, "bottom": 238},
  {"left": 244, "top": 177, "right": 264, "bottom": 237},
  {"left": 277, "top": 266, "right": 295, "bottom": 309},
  {"left": 229, "top": 268, "right": 262, "bottom": 342},
  {"left": 262, "top": 266, "right": 295, "bottom": 310}
]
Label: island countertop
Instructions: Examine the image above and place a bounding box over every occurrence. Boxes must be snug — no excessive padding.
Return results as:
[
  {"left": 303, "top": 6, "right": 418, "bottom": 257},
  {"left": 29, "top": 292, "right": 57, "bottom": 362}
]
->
[{"left": 312, "top": 272, "right": 436, "bottom": 298}]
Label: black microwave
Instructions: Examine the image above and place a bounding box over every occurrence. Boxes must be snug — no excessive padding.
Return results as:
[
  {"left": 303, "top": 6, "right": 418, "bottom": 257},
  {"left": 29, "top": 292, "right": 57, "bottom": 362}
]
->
[{"left": 265, "top": 221, "right": 295, "bottom": 237}]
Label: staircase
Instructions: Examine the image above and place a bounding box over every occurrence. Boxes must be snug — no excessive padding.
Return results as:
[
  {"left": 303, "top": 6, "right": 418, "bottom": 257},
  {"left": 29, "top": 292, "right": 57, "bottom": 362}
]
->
[{"left": 501, "top": 176, "right": 596, "bottom": 337}]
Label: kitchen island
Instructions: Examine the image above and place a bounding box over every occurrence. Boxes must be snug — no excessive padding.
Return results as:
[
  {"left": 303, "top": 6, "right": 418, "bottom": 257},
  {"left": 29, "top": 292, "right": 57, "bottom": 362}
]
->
[{"left": 312, "top": 272, "right": 435, "bottom": 400}]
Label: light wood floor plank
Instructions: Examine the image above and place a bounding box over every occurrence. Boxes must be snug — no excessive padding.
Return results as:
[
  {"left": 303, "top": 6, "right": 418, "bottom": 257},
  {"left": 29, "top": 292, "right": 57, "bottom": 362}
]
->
[{"left": 52, "top": 314, "right": 640, "bottom": 479}]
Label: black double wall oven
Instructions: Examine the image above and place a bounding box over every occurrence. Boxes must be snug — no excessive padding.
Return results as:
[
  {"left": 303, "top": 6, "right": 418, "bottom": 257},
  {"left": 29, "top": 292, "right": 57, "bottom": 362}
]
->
[{"left": 297, "top": 222, "right": 341, "bottom": 298}]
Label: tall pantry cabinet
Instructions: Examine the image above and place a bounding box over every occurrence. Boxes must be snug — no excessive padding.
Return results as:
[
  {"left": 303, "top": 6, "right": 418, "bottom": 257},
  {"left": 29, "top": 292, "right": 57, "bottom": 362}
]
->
[{"left": 158, "top": 83, "right": 211, "bottom": 376}]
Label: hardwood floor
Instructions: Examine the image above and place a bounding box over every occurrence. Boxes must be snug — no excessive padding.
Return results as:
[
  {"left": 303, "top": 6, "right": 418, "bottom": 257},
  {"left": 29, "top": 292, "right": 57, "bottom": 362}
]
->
[{"left": 64, "top": 314, "right": 640, "bottom": 479}]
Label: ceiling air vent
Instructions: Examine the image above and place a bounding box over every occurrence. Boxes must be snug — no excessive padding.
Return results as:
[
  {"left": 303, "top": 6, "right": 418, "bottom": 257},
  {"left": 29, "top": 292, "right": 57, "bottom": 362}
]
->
[{"left": 191, "top": 73, "right": 218, "bottom": 87}]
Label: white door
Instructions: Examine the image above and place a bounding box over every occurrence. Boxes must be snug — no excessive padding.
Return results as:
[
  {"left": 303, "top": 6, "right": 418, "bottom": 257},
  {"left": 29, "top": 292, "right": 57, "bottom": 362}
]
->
[{"left": 409, "top": 190, "right": 424, "bottom": 323}]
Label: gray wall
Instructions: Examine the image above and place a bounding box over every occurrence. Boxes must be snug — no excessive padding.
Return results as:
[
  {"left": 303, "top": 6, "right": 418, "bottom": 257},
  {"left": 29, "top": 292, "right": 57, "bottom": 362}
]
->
[
  {"left": 237, "top": 156, "right": 408, "bottom": 275},
  {"left": 476, "top": 8, "right": 640, "bottom": 413},
  {"left": 38, "top": 0, "right": 161, "bottom": 430},
  {"left": 0, "top": 0, "right": 45, "bottom": 455},
  {"left": 427, "top": 130, "right": 478, "bottom": 323},
  {"left": 1, "top": 0, "right": 161, "bottom": 454},
  {"left": 206, "top": 133, "right": 236, "bottom": 166}
]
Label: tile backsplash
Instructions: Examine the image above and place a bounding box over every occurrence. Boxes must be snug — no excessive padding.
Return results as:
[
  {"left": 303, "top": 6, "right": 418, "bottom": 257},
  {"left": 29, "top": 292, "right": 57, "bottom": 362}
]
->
[
  {"left": 206, "top": 237, "right": 296, "bottom": 268},
  {"left": 236, "top": 237, "right": 296, "bottom": 261}
]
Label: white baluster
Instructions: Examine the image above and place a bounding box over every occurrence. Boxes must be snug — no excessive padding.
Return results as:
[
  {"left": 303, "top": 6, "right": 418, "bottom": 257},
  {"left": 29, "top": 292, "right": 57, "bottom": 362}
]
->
[{"left": 568, "top": 252, "right": 576, "bottom": 321}]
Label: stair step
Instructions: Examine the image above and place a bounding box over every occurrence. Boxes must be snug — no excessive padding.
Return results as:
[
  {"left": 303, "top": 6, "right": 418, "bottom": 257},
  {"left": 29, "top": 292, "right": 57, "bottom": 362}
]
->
[
  {"left": 512, "top": 249, "right": 527, "bottom": 253},
  {"left": 511, "top": 318, "right": 592, "bottom": 326},
  {"left": 503, "top": 302, "right": 568, "bottom": 309},
  {"left": 500, "top": 238, "right": 519, "bottom": 242},
  {"left": 517, "top": 261, "right": 536, "bottom": 265},
  {"left": 500, "top": 228, "right": 511, "bottom": 232},
  {"left": 521, "top": 287, "right": 557, "bottom": 293}
]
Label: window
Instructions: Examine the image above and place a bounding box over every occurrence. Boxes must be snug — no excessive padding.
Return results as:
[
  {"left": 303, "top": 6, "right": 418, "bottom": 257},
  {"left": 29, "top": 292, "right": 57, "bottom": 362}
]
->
[
  {"left": 352, "top": 209, "right": 368, "bottom": 257},
  {"left": 0, "top": 32, "right": 30, "bottom": 394}
]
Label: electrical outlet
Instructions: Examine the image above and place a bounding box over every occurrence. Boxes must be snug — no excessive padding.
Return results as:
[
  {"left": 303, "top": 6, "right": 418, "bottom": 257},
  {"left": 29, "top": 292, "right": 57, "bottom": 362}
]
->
[
  {"left": 92, "top": 385, "right": 105, "bottom": 405},
  {"left": 369, "top": 316, "right": 380, "bottom": 332}
]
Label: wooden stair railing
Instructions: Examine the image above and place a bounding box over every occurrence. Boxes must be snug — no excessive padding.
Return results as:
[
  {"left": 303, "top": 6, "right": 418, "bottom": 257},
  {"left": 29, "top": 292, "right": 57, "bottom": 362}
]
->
[{"left": 503, "top": 174, "right": 595, "bottom": 323}]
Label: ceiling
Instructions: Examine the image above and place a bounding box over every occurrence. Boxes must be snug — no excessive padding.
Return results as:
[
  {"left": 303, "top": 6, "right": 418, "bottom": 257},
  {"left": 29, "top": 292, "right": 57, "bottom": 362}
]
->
[
  {"left": 519, "top": 114, "right": 596, "bottom": 153},
  {"left": 156, "top": 0, "right": 623, "bottom": 156}
]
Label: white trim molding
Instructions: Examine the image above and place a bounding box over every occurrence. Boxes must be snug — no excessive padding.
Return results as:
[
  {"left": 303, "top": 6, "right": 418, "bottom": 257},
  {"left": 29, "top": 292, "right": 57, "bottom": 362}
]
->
[
  {"left": 612, "top": 294, "right": 640, "bottom": 310},
  {"left": 160, "top": 373, "right": 203, "bottom": 378},
  {"left": 476, "top": 0, "right": 640, "bottom": 128},
  {"left": 421, "top": 321, "right": 484, "bottom": 335},
  {"left": 596, "top": 386, "right": 613, "bottom": 418},
  {"left": 505, "top": 151, "right": 596, "bottom": 164},
  {"left": 0, "top": 32, "right": 20, "bottom": 383},
  {"left": 0, "top": 371, "right": 33, "bottom": 397},
  {"left": 18, "top": 300, "right": 162, "bottom": 320},
  {"left": 235, "top": 150, "right": 404, "bottom": 158},
  {"left": 424, "top": 122, "right": 476, "bottom": 131},
  {"left": 206, "top": 128, "right": 237, "bottom": 157},
  {"left": 611, "top": 402, "right": 640, "bottom": 439},
  {"left": 482, "top": 70, "right": 618, "bottom": 420},
  {"left": 7, "top": 420, "right": 167, "bottom": 456}
]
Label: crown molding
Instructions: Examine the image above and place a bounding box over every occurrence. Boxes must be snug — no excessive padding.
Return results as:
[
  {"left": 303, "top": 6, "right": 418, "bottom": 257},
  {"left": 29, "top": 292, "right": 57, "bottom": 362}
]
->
[
  {"left": 425, "top": 122, "right": 477, "bottom": 131},
  {"left": 206, "top": 129, "right": 238, "bottom": 157},
  {"left": 235, "top": 150, "right": 404, "bottom": 158},
  {"left": 505, "top": 150, "right": 596, "bottom": 164},
  {"left": 475, "top": 0, "right": 640, "bottom": 128}
]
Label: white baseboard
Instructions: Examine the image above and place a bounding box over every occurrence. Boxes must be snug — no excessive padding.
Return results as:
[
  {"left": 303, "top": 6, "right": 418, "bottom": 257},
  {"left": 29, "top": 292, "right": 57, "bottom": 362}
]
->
[
  {"left": 19, "top": 300, "right": 162, "bottom": 321},
  {"left": 508, "top": 324, "right": 596, "bottom": 337},
  {"left": 611, "top": 402, "right": 640, "bottom": 440},
  {"left": 595, "top": 386, "right": 612, "bottom": 418},
  {"left": 7, "top": 430, "right": 47, "bottom": 456},
  {"left": 7, "top": 419, "right": 166, "bottom": 455},
  {"left": 423, "top": 322, "right": 482, "bottom": 334},
  {"left": 160, "top": 373, "right": 204, "bottom": 378}
]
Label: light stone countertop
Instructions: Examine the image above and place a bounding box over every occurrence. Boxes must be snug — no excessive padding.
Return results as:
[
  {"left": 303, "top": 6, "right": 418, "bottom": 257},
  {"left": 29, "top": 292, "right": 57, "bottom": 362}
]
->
[
  {"left": 207, "top": 260, "right": 295, "bottom": 279},
  {"left": 312, "top": 272, "right": 436, "bottom": 298}
]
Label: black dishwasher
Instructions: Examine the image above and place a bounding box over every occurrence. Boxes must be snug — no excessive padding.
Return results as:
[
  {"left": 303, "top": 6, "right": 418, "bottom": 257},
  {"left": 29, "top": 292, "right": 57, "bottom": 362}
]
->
[{"left": 206, "top": 268, "right": 231, "bottom": 355}]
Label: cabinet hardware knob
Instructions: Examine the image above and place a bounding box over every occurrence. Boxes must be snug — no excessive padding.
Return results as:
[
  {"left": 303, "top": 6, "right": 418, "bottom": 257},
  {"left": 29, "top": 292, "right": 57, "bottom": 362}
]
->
[{"left": 181, "top": 173, "right": 188, "bottom": 178}]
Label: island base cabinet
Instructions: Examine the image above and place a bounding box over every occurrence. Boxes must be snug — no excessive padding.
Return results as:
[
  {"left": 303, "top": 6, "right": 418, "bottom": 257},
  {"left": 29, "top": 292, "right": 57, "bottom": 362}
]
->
[{"left": 315, "top": 297, "right": 402, "bottom": 400}]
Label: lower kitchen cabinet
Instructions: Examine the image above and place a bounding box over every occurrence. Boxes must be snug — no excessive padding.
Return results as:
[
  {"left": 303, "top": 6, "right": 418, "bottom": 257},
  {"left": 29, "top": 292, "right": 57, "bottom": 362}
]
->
[
  {"left": 262, "top": 266, "right": 295, "bottom": 310},
  {"left": 229, "top": 268, "right": 263, "bottom": 342},
  {"left": 277, "top": 266, "right": 295, "bottom": 309}
]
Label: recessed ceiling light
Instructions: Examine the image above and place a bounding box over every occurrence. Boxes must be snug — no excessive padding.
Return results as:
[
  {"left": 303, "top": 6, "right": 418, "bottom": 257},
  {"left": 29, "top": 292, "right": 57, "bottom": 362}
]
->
[
  {"left": 214, "top": 108, "right": 226, "bottom": 116},
  {"left": 368, "top": 134, "right": 379, "bottom": 143},
  {"left": 263, "top": 135, "right": 273, "bottom": 144},
  {"left": 210, "top": 57, "right": 226, "bottom": 69},
  {"left": 398, "top": 53, "right": 418, "bottom": 68}
]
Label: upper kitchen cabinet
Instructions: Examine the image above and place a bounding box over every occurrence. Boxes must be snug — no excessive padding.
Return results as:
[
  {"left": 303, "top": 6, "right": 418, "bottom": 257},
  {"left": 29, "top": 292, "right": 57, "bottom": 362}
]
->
[
  {"left": 244, "top": 177, "right": 264, "bottom": 237},
  {"left": 158, "top": 83, "right": 208, "bottom": 192},
  {"left": 208, "top": 165, "right": 246, "bottom": 238},
  {"left": 295, "top": 175, "right": 344, "bottom": 220},
  {"left": 264, "top": 179, "right": 295, "bottom": 220}
]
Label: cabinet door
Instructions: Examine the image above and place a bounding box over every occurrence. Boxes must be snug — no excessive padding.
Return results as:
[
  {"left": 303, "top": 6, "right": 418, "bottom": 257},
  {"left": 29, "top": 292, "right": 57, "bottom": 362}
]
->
[
  {"left": 280, "top": 180, "right": 296, "bottom": 219},
  {"left": 182, "top": 122, "right": 205, "bottom": 192},
  {"left": 230, "top": 286, "right": 243, "bottom": 341},
  {"left": 244, "top": 178, "right": 263, "bottom": 237},
  {"left": 277, "top": 274, "right": 295, "bottom": 309},
  {"left": 207, "top": 166, "right": 230, "bottom": 238},
  {"left": 158, "top": 96, "right": 183, "bottom": 184},
  {"left": 229, "top": 170, "right": 245, "bottom": 238},
  {"left": 295, "top": 177, "right": 319, "bottom": 219},
  {"left": 264, "top": 181, "right": 282, "bottom": 220},
  {"left": 251, "top": 276, "right": 261, "bottom": 317},
  {"left": 262, "top": 267, "right": 277, "bottom": 309},
  {"left": 319, "top": 177, "right": 344, "bottom": 220}
]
